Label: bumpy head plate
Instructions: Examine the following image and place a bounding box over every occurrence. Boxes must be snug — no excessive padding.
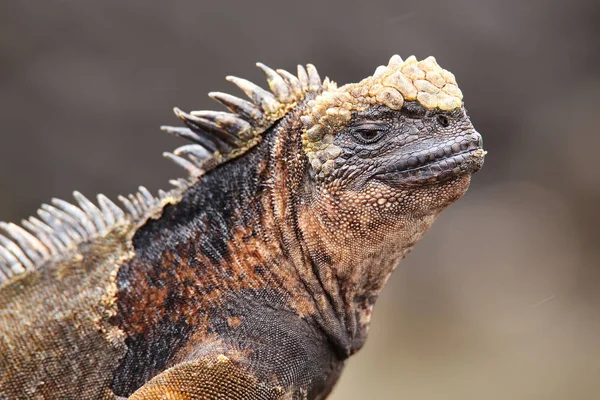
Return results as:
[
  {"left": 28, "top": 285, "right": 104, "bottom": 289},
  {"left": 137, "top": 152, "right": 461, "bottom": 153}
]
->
[{"left": 300, "top": 55, "right": 465, "bottom": 176}]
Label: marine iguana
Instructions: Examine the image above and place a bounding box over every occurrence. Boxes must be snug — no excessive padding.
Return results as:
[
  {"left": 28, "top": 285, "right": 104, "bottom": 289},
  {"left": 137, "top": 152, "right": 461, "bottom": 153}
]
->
[{"left": 0, "top": 54, "right": 485, "bottom": 399}]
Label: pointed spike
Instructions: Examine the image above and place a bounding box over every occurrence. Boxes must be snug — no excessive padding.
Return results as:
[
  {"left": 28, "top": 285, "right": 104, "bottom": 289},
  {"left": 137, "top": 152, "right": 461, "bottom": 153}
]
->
[
  {"left": 160, "top": 125, "right": 218, "bottom": 153},
  {"left": 173, "top": 106, "right": 185, "bottom": 119},
  {"left": 37, "top": 208, "right": 77, "bottom": 246},
  {"left": 276, "top": 68, "right": 304, "bottom": 100},
  {"left": 47, "top": 201, "right": 88, "bottom": 239},
  {"left": 163, "top": 152, "right": 203, "bottom": 176},
  {"left": 51, "top": 198, "right": 96, "bottom": 237},
  {"left": 38, "top": 205, "right": 83, "bottom": 244},
  {"left": 0, "top": 243, "right": 25, "bottom": 274},
  {"left": 47, "top": 205, "right": 88, "bottom": 240},
  {"left": 118, "top": 195, "right": 139, "bottom": 218},
  {"left": 97, "top": 194, "right": 125, "bottom": 225},
  {"left": 173, "top": 108, "right": 239, "bottom": 151},
  {"left": 0, "top": 265, "right": 10, "bottom": 282},
  {"left": 174, "top": 145, "right": 210, "bottom": 167},
  {"left": 173, "top": 144, "right": 211, "bottom": 160},
  {"left": 185, "top": 111, "right": 246, "bottom": 142},
  {"left": 256, "top": 62, "right": 293, "bottom": 103},
  {"left": 21, "top": 220, "right": 58, "bottom": 256},
  {"left": 27, "top": 217, "right": 53, "bottom": 235},
  {"left": 208, "top": 92, "right": 265, "bottom": 123},
  {"left": 73, "top": 191, "right": 107, "bottom": 232},
  {"left": 127, "top": 194, "right": 143, "bottom": 216},
  {"left": 101, "top": 204, "right": 115, "bottom": 226},
  {"left": 169, "top": 179, "right": 188, "bottom": 190},
  {"left": 0, "top": 223, "right": 43, "bottom": 264},
  {"left": 321, "top": 76, "right": 337, "bottom": 90},
  {"left": 158, "top": 189, "right": 169, "bottom": 200},
  {"left": 136, "top": 192, "right": 149, "bottom": 210},
  {"left": 0, "top": 250, "right": 15, "bottom": 280},
  {"left": 178, "top": 109, "right": 238, "bottom": 142},
  {"left": 297, "top": 65, "right": 309, "bottom": 90},
  {"left": 388, "top": 54, "right": 403, "bottom": 66},
  {"left": 9, "top": 222, "right": 51, "bottom": 259},
  {"left": 174, "top": 107, "right": 209, "bottom": 131},
  {"left": 306, "top": 64, "right": 322, "bottom": 92},
  {"left": 20, "top": 220, "right": 37, "bottom": 233},
  {"left": 226, "top": 76, "right": 281, "bottom": 115},
  {"left": 27, "top": 216, "right": 66, "bottom": 253},
  {"left": 189, "top": 111, "right": 253, "bottom": 141},
  {"left": 138, "top": 186, "right": 156, "bottom": 208},
  {"left": 0, "top": 234, "right": 34, "bottom": 270},
  {"left": 189, "top": 110, "right": 234, "bottom": 120},
  {"left": 20, "top": 219, "right": 46, "bottom": 239},
  {"left": 0, "top": 222, "right": 47, "bottom": 264}
]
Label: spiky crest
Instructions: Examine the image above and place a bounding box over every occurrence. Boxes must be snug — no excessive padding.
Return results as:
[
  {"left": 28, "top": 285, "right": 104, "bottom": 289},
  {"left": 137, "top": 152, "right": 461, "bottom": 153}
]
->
[
  {"left": 0, "top": 62, "right": 328, "bottom": 284},
  {"left": 0, "top": 55, "right": 467, "bottom": 283}
]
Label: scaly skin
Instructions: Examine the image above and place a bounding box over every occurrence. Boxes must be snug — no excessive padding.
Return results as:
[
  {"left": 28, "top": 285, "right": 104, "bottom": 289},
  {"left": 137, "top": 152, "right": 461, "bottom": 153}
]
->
[{"left": 0, "top": 55, "right": 484, "bottom": 399}]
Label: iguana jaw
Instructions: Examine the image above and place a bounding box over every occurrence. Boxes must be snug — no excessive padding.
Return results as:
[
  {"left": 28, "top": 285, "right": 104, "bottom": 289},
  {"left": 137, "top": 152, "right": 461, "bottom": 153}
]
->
[{"left": 373, "top": 132, "right": 485, "bottom": 187}]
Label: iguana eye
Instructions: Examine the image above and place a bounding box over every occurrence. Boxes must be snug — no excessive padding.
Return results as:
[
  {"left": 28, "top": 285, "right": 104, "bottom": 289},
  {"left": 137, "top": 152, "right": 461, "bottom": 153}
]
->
[
  {"left": 436, "top": 115, "right": 450, "bottom": 127},
  {"left": 352, "top": 123, "right": 386, "bottom": 144}
]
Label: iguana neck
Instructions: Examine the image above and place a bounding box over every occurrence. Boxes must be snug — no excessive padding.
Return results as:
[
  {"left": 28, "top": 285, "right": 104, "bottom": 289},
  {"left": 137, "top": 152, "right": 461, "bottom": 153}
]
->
[
  {"left": 115, "top": 104, "right": 436, "bottom": 378},
  {"left": 266, "top": 109, "right": 439, "bottom": 356}
]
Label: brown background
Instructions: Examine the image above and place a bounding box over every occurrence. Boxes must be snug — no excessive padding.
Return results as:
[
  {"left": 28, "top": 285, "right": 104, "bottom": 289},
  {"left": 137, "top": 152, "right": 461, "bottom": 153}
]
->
[{"left": 1, "top": 1, "right": 599, "bottom": 398}]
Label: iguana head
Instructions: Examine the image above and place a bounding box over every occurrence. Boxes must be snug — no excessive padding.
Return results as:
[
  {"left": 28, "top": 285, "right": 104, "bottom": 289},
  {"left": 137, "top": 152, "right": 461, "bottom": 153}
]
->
[
  {"left": 297, "top": 55, "right": 484, "bottom": 244},
  {"left": 166, "top": 56, "right": 483, "bottom": 207}
]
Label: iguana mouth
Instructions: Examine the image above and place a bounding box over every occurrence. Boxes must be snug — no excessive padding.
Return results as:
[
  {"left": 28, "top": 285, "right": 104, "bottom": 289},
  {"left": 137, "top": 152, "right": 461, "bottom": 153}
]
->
[{"left": 375, "top": 137, "right": 485, "bottom": 186}]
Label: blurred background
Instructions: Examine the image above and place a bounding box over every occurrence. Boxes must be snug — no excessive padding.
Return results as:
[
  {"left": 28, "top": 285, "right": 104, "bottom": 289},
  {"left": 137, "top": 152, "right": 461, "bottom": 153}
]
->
[{"left": 1, "top": 0, "right": 599, "bottom": 398}]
